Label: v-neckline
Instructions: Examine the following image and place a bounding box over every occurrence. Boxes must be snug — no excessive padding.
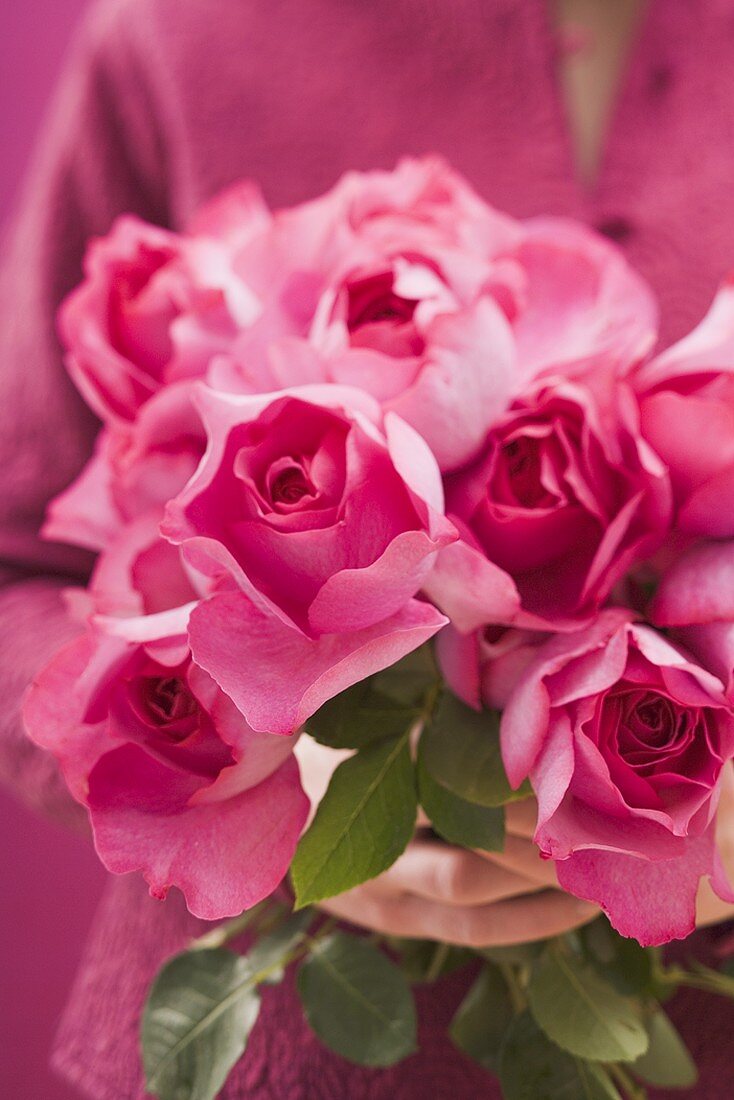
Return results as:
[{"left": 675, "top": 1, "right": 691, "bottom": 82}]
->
[{"left": 536, "top": 0, "right": 656, "bottom": 213}]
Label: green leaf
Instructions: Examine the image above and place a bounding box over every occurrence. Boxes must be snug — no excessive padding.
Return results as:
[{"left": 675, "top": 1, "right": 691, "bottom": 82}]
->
[
  {"left": 142, "top": 912, "right": 312, "bottom": 1100},
  {"left": 291, "top": 734, "right": 418, "bottom": 908},
  {"left": 450, "top": 964, "right": 514, "bottom": 1073},
  {"left": 421, "top": 694, "right": 530, "bottom": 807},
  {"left": 142, "top": 950, "right": 260, "bottom": 1100},
  {"left": 417, "top": 750, "right": 505, "bottom": 851},
  {"left": 306, "top": 680, "right": 418, "bottom": 750},
  {"left": 371, "top": 644, "right": 437, "bottom": 704},
  {"left": 580, "top": 918, "right": 654, "bottom": 997},
  {"left": 632, "top": 1011, "right": 698, "bottom": 1088},
  {"left": 499, "top": 1013, "right": 622, "bottom": 1100},
  {"left": 527, "top": 945, "right": 648, "bottom": 1063},
  {"left": 297, "top": 931, "right": 417, "bottom": 1067}
]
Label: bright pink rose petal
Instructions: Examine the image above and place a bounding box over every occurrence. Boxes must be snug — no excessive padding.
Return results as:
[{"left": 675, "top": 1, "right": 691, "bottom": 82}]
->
[
  {"left": 555, "top": 830, "right": 716, "bottom": 946},
  {"left": 308, "top": 528, "right": 451, "bottom": 634},
  {"left": 88, "top": 746, "right": 308, "bottom": 920},
  {"left": 188, "top": 590, "right": 447, "bottom": 734}
]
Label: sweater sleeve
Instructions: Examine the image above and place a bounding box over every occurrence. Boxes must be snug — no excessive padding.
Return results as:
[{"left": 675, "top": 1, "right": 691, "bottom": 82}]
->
[{"left": 0, "top": 0, "right": 171, "bottom": 826}]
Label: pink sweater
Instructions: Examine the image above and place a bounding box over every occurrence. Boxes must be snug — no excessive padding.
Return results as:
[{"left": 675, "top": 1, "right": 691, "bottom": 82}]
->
[{"left": 3, "top": 0, "right": 734, "bottom": 1095}]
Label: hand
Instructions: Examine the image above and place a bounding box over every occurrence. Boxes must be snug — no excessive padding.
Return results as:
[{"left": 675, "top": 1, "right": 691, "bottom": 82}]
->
[
  {"left": 295, "top": 737, "right": 599, "bottom": 947},
  {"left": 697, "top": 762, "right": 734, "bottom": 928}
]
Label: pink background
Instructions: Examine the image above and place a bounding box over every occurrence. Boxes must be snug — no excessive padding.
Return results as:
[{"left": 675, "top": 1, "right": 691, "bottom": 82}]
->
[{"left": 0, "top": 3, "right": 106, "bottom": 1098}]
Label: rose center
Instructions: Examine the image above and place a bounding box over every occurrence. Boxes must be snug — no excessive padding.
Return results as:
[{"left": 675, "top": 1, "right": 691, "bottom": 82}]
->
[
  {"left": 614, "top": 689, "right": 695, "bottom": 766},
  {"left": 496, "top": 436, "right": 561, "bottom": 510},
  {"left": 344, "top": 270, "right": 425, "bottom": 358},
  {"left": 266, "top": 457, "right": 317, "bottom": 510},
  {"left": 142, "top": 675, "right": 199, "bottom": 739}
]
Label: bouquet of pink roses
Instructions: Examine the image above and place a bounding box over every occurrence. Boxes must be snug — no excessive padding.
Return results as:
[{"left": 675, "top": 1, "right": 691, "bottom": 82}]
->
[{"left": 23, "top": 158, "right": 734, "bottom": 1098}]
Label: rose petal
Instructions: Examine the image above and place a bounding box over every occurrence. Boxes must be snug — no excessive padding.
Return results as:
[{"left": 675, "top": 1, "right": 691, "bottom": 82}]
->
[
  {"left": 652, "top": 541, "right": 734, "bottom": 626},
  {"left": 188, "top": 590, "right": 447, "bottom": 734},
  {"left": 88, "top": 746, "right": 308, "bottom": 919},
  {"left": 555, "top": 830, "right": 717, "bottom": 946}
]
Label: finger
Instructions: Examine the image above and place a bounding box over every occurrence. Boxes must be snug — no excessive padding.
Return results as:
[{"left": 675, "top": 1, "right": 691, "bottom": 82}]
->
[
  {"left": 319, "top": 886, "right": 598, "bottom": 947},
  {"left": 370, "top": 840, "right": 546, "bottom": 906},
  {"left": 505, "top": 798, "right": 538, "bottom": 838},
  {"left": 477, "top": 833, "right": 559, "bottom": 888}
]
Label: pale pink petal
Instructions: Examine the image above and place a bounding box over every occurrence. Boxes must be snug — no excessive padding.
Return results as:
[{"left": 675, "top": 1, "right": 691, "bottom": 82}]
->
[
  {"left": 22, "top": 634, "right": 119, "bottom": 801},
  {"left": 383, "top": 411, "right": 446, "bottom": 515},
  {"left": 186, "top": 180, "right": 271, "bottom": 243},
  {"left": 43, "top": 434, "right": 121, "bottom": 552},
  {"left": 188, "top": 591, "right": 447, "bottom": 734},
  {"left": 387, "top": 300, "right": 516, "bottom": 472},
  {"left": 500, "top": 611, "right": 633, "bottom": 786},
  {"left": 90, "top": 513, "right": 197, "bottom": 617},
  {"left": 635, "top": 277, "right": 734, "bottom": 391}
]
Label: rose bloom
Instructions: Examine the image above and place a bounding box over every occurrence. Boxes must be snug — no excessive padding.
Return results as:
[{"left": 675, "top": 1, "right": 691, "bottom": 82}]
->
[
  {"left": 45, "top": 382, "right": 207, "bottom": 616},
  {"left": 500, "top": 611, "right": 734, "bottom": 944},
  {"left": 635, "top": 276, "right": 734, "bottom": 536},
  {"left": 424, "top": 372, "right": 672, "bottom": 632},
  {"left": 213, "top": 159, "right": 655, "bottom": 472},
  {"left": 60, "top": 185, "right": 266, "bottom": 423},
  {"left": 483, "top": 216, "right": 657, "bottom": 383},
  {"left": 23, "top": 607, "right": 308, "bottom": 920},
  {"left": 162, "top": 383, "right": 451, "bottom": 733},
  {"left": 211, "top": 157, "right": 517, "bottom": 471}
]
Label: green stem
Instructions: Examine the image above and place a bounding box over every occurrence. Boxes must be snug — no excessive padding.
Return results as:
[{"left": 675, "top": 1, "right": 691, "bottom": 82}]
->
[
  {"left": 661, "top": 965, "right": 734, "bottom": 999},
  {"left": 608, "top": 1064, "right": 648, "bottom": 1100},
  {"left": 424, "top": 941, "right": 451, "bottom": 983},
  {"left": 498, "top": 962, "right": 526, "bottom": 1013},
  {"left": 190, "top": 898, "right": 279, "bottom": 951}
]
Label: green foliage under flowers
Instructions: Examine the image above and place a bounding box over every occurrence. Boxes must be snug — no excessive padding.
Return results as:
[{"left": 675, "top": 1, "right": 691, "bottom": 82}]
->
[
  {"left": 290, "top": 731, "right": 418, "bottom": 909},
  {"left": 296, "top": 931, "right": 417, "bottom": 1066},
  {"left": 141, "top": 657, "right": 727, "bottom": 1100}
]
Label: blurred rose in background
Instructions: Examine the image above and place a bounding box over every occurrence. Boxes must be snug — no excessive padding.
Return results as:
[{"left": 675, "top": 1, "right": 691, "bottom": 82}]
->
[{"left": 0, "top": 5, "right": 106, "bottom": 1098}]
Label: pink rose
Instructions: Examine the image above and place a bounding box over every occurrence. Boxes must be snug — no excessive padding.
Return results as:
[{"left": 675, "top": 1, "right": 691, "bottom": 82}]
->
[
  {"left": 163, "top": 384, "right": 455, "bottom": 635},
  {"left": 635, "top": 277, "right": 734, "bottom": 536},
  {"left": 501, "top": 611, "right": 734, "bottom": 944},
  {"left": 23, "top": 607, "right": 308, "bottom": 920},
  {"left": 214, "top": 164, "right": 655, "bottom": 470},
  {"left": 424, "top": 373, "right": 671, "bottom": 631},
  {"left": 491, "top": 217, "right": 657, "bottom": 382},
  {"left": 211, "top": 158, "right": 517, "bottom": 470},
  {"left": 44, "top": 383, "right": 207, "bottom": 615},
  {"left": 161, "top": 383, "right": 452, "bottom": 733},
  {"left": 60, "top": 194, "right": 265, "bottom": 422}
]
